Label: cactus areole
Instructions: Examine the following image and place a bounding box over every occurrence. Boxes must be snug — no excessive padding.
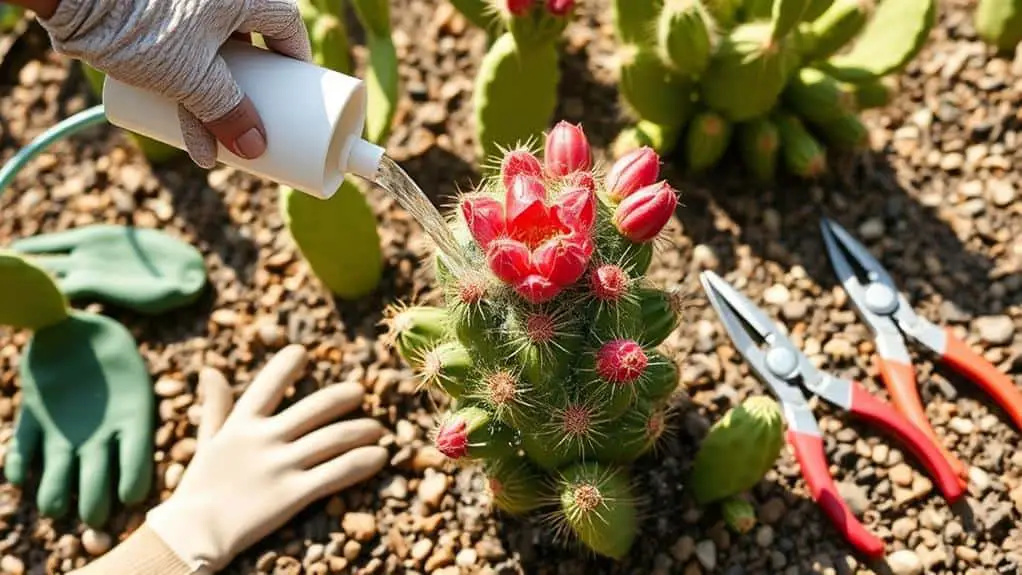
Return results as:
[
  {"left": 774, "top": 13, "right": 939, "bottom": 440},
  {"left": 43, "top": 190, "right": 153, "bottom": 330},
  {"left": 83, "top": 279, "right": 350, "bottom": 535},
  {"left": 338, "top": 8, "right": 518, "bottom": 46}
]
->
[{"left": 385, "top": 123, "right": 686, "bottom": 559}]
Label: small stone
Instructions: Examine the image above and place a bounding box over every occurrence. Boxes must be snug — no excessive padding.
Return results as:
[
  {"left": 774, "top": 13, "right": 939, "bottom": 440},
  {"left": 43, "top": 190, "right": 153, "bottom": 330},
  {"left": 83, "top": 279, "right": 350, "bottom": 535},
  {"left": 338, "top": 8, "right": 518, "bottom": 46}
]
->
[
  {"left": 164, "top": 463, "right": 185, "bottom": 490},
  {"left": 968, "top": 466, "right": 991, "bottom": 494},
  {"left": 948, "top": 417, "right": 974, "bottom": 435},
  {"left": 410, "top": 539, "right": 433, "bottom": 561},
  {"left": 170, "top": 438, "right": 197, "bottom": 463},
  {"left": 887, "top": 549, "right": 923, "bottom": 575},
  {"left": 858, "top": 218, "right": 885, "bottom": 241},
  {"left": 417, "top": 472, "right": 449, "bottom": 508},
  {"left": 56, "top": 534, "right": 80, "bottom": 559},
  {"left": 781, "top": 300, "right": 808, "bottom": 321},
  {"left": 256, "top": 318, "right": 287, "bottom": 348},
  {"left": 343, "top": 540, "right": 362, "bottom": 561},
  {"left": 379, "top": 476, "right": 408, "bottom": 500},
  {"left": 1, "top": 555, "right": 25, "bottom": 574},
  {"left": 210, "top": 309, "right": 239, "bottom": 327},
  {"left": 304, "top": 544, "right": 325, "bottom": 565},
  {"left": 341, "top": 512, "right": 377, "bottom": 542},
  {"left": 975, "top": 316, "right": 1014, "bottom": 346},
  {"left": 763, "top": 284, "right": 790, "bottom": 305},
  {"left": 889, "top": 463, "right": 913, "bottom": 487},
  {"left": 455, "top": 548, "right": 478, "bottom": 567},
  {"left": 154, "top": 377, "right": 186, "bottom": 397},
  {"left": 891, "top": 517, "right": 917, "bottom": 540},
  {"left": 872, "top": 444, "right": 890, "bottom": 465},
  {"left": 836, "top": 482, "right": 869, "bottom": 517},
  {"left": 81, "top": 529, "right": 112, "bottom": 556},
  {"left": 755, "top": 526, "right": 774, "bottom": 548},
  {"left": 759, "top": 498, "right": 786, "bottom": 524},
  {"left": 988, "top": 179, "right": 1016, "bottom": 207},
  {"left": 424, "top": 547, "right": 455, "bottom": 572},
  {"left": 695, "top": 540, "right": 716, "bottom": 571},
  {"left": 411, "top": 446, "right": 446, "bottom": 470},
  {"left": 671, "top": 536, "right": 695, "bottom": 562}
]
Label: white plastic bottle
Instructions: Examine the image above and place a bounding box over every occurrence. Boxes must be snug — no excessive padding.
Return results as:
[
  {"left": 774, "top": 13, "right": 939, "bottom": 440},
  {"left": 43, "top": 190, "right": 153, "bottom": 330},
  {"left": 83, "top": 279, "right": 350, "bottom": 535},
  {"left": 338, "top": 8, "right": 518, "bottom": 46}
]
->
[{"left": 101, "top": 40, "right": 384, "bottom": 200}]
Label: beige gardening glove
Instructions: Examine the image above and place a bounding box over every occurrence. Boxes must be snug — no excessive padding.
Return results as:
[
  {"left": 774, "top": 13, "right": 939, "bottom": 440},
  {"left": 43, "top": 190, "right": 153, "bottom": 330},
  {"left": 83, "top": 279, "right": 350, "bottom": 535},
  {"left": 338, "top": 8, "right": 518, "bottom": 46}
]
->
[
  {"left": 35, "top": 0, "right": 313, "bottom": 169},
  {"left": 144, "top": 344, "right": 388, "bottom": 573}
]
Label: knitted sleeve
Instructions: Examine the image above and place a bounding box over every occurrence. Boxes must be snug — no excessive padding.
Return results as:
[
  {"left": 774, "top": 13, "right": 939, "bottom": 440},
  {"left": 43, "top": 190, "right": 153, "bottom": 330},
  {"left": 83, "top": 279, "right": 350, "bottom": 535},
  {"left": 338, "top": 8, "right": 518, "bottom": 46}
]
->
[{"left": 68, "top": 524, "right": 206, "bottom": 575}]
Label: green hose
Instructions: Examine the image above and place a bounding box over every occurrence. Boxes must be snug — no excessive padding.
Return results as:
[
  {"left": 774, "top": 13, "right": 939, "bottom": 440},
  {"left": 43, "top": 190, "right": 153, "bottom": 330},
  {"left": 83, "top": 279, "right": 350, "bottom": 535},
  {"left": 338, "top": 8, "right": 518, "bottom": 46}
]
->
[{"left": 0, "top": 105, "right": 109, "bottom": 197}]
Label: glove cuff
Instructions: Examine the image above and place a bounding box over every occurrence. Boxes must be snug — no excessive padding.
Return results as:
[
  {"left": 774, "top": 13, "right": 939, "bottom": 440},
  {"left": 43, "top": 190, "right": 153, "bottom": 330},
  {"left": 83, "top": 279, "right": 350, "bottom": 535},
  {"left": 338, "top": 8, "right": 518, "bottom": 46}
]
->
[
  {"left": 69, "top": 523, "right": 203, "bottom": 575},
  {"left": 146, "top": 496, "right": 231, "bottom": 573}
]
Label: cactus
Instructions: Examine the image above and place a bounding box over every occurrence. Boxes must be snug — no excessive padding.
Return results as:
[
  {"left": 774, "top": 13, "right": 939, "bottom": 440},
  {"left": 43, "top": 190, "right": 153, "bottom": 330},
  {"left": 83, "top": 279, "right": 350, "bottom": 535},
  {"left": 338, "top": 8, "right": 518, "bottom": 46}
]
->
[
  {"left": 0, "top": 252, "right": 69, "bottom": 331},
  {"left": 974, "top": 0, "right": 1022, "bottom": 54},
  {"left": 609, "top": 0, "right": 936, "bottom": 181},
  {"left": 384, "top": 123, "right": 687, "bottom": 559},
  {"left": 722, "top": 495, "right": 757, "bottom": 534},
  {"left": 689, "top": 395, "right": 785, "bottom": 505},
  {"left": 280, "top": 0, "right": 397, "bottom": 300},
  {"left": 450, "top": 1, "right": 575, "bottom": 161}
]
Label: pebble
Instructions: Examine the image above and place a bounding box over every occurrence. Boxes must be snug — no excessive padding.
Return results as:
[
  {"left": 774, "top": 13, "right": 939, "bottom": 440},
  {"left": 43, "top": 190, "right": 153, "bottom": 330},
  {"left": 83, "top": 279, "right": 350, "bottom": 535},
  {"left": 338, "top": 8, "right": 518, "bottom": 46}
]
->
[
  {"left": 671, "top": 536, "right": 695, "bottom": 562},
  {"left": 417, "top": 472, "right": 449, "bottom": 508},
  {"left": 410, "top": 539, "right": 433, "bottom": 561},
  {"left": 80, "top": 529, "right": 111, "bottom": 556},
  {"left": 154, "top": 377, "right": 186, "bottom": 397},
  {"left": 891, "top": 517, "right": 917, "bottom": 540},
  {"left": 969, "top": 466, "right": 991, "bottom": 494},
  {"left": 455, "top": 548, "right": 478, "bottom": 567},
  {"left": 164, "top": 462, "right": 185, "bottom": 490},
  {"left": 341, "top": 512, "right": 377, "bottom": 542},
  {"left": 695, "top": 540, "right": 716, "bottom": 571},
  {"left": 889, "top": 463, "right": 914, "bottom": 487},
  {"left": 759, "top": 498, "right": 786, "bottom": 524},
  {"left": 858, "top": 218, "right": 885, "bottom": 240},
  {"left": 781, "top": 300, "right": 807, "bottom": 321},
  {"left": 755, "top": 526, "right": 774, "bottom": 548},
  {"left": 887, "top": 549, "right": 923, "bottom": 575},
  {"left": 975, "top": 315, "right": 1014, "bottom": 345},
  {"left": 763, "top": 284, "right": 790, "bottom": 305},
  {"left": 343, "top": 540, "right": 361, "bottom": 561},
  {"left": 949, "top": 417, "right": 975, "bottom": 434},
  {"left": 836, "top": 482, "right": 869, "bottom": 517},
  {"left": 987, "top": 179, "right": 1016, "bottom": 207},
  {"left": 170, "top": 438, "right": 197, "bottom": 463},
  {"left": 0, "top": 555, "right": 24, "bottom": 575}
]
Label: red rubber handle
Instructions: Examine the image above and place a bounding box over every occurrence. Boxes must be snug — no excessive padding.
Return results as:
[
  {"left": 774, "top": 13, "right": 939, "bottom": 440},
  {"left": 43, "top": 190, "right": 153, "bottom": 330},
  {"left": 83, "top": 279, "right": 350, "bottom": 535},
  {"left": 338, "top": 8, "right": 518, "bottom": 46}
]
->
[
  {"left": 941, "top": 327, "right": 1022, "bottom": 432},
  {"left": 786, "top": 429, "right": 885, "bottom": 559},
  {"left": 873, "top": 356, "right": 969, "bottom": 483},
  {"left": 848, "top": 381, "right": 965, "bottom": 503}
]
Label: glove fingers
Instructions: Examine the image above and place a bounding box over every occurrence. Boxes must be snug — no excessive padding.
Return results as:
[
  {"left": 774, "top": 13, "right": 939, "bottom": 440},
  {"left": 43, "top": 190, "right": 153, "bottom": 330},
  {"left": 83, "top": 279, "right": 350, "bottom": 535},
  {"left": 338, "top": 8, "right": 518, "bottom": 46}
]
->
[
  {"left": 26, "top": 255, "right": 73, "bottom": 277},
  {"left": 4, "top": 408, "right": 42, "bottom": 485},
  {"left": 197, "top": 367, "right": 234, "bottom": 447},
  {"left": 233, "top": 344, "right": 308, "bottom": 419},
  {"left": 290, "top": 418, "right": 386, "bottom": 469},
  {"left": 273, "top": 382, "right": 365, "bottom": 439},
  {"left": 10, "top": 228, "right": 93, "bottom": 253},
  {"left": 301, "top": 445, "right": 388, "bottom": 503},
  {"left": 243, "top": 0, "right": 313, "bottom": 62},
  {"left": 77, "top": 442, "right": 112, "bottom": 528},
  {"left": 177, "top": 105, "right": 220, "bottom": 170},
  {"left": 116, "top": 428, "right": 154, "bottom": 505},
  {"left": 37, "top": 441, "right": 74, "bottom": 518}
]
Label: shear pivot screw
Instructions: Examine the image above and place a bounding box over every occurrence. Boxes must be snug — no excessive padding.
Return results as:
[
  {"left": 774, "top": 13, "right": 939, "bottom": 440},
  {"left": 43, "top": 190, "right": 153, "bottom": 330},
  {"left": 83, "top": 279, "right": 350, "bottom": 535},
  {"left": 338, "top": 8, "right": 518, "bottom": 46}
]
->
[
  {"left": 765, "top": 347, "right": 799, "bottom": 380},
  {"left": 864, "top": 283, "right": 897, "bottom": 315}
]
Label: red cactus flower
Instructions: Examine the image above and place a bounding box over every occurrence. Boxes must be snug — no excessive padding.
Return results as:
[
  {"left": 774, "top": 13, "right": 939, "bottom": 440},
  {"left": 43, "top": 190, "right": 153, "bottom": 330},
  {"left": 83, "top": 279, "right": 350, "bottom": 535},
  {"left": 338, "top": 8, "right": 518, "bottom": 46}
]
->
[
  {"left": 435, "top": 417, "right": 469, "bottom": 459},
  {"left": 545, "top": 121, "right": 591, "bottom": 177},
  {"left": 611, "top": 181, "right": 677, "bottom": 242},
  {"left": 563, "top": 170, "right": 595, "bottom": 193},
  {"left": 461, "top": 173, "right": 596, "bottom": 304},
  {"left": 501, "top": 148, "right": 543, "bottom": 190},
  {"left": 606, "top": 146, "right": 660, "bottom": 202},
  {"left": 546, "top": 0, "right": 574, "bottom": 15},
  {"left": 596, "top": 339, "right": 648, "bottom": 384},
  {"left": 505, "top": 0, "right": 535, "bottom": 15}
]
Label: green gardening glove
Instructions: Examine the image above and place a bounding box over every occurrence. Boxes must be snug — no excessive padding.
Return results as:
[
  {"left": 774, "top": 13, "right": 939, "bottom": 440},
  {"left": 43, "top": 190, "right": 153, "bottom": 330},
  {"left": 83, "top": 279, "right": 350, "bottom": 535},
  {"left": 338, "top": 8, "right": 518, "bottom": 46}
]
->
[
  {"left": 3, "top": 309, "right": 155, "bottom": 528},
  {"left": 10, "top": 224, "right": 208, "bottom": 315}
]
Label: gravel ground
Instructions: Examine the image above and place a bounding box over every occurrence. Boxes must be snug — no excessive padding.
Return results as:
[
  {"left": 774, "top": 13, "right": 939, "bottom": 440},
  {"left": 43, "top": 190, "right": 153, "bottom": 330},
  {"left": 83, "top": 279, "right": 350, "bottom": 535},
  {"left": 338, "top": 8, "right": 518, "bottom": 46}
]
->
[{"left": 1, "top": 0, "right": 1021, "bottom": 574}]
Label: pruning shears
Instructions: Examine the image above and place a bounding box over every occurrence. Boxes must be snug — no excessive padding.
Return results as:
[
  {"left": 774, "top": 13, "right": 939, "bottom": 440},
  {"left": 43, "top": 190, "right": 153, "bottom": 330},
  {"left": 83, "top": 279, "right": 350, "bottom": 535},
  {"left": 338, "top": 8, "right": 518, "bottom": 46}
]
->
[
  {"left": 699, "top": 270, "right": 965, "bottom": 559},
  {"left": 820, "top": 218, "right": 1022, "bottom": 483}
]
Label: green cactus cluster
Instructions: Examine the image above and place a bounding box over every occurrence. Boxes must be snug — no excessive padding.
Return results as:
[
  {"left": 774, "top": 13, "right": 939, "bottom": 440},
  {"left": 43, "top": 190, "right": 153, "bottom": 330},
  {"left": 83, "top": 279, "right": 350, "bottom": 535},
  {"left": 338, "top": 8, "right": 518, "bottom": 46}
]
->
[
  {"left": 383, "top": 122, "right": 686, "bottom": 559},
  {"left": 280, "top": 0, "right": 401, "bottom": 300},
  {"left": 448, "top": 0, "right": 575, "bottom": 161},
  {"left": 974, "top": 0, "right": 1022, "bottom": 54},
  {"left": 610, "top": 0, "right": 937, "bottom": 181}
]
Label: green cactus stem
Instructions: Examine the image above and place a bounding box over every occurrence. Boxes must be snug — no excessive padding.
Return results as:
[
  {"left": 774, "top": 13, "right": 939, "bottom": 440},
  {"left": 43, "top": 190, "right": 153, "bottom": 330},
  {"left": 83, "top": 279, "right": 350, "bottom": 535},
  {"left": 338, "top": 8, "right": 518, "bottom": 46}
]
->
[
  {"left": 435, "top": 405, "right": 517, "bottom": 460},
  {"left": 0, "top": 252, "right": 69, "bottom": 331},
  {"left": 384, "top": 304, "right": 452, "bottom": 368},
  {"left": 812, "top": 110, "right": 869, "bottom": 150},
  {"left": 826, "top": 0, "right": 936, "bottom": 77},
  {"left": 656, "top": 0, "right": 715, "bottom": 78},
  {"left": 597, "top": 400, "right": 669, "bottom": 463},
  {"left": 474, "top": 31, "right": 560, "bottom": 161},
  {"left": 698, "top": 22, "right": 800, "bottom": 122},
  {"left": 689, "top": 395, "right": 785, "bottom": 505},
  {"left": 704, "top": 0, "right": 742, "bottom": 28},
  {"left": 363, "top": 34, "right": 400, "bottom": 145},
  {"left": 420, "top": 340, "right": 473, "bottom": 397},
  {"left": 722, "top": 496, "right": 757, "bottom": 534},
  {"left": 611, "top": 120, "right": 682, "bottom": 158},
  {"left": 619, "top": 44, "right": 695, "bottom": 129},
  {"left": 771, "top": 0, "right": 815, "bottom": 41},
  {"left": 557, "top": 461, "right": 638, "bottom": 560},
  {"left": 737, "top": 116, "right": 781, "bottom": 182},
  {"left": 782, "top": 67, "right": 857, "bottom": 124},
  {"left": 484, "top": 456, "right": 551, "bottom": 514},
  {"left": 804, "top": 0, "right": 836, "bottom": 20},
  {"left": 801, "top": 0, "right": 871, "bottom": 62},
  {"left": 307, "top": 10, "right": 352, "bottom": 73},
  {"left": 636, "top": 285, "right": 685, "bottom": 347},
  {"left": 613, "top": 0, "right": 665, "bottom": 43},
  {"left": 741, "top": 0, "right": 774, "bottom": 20},
  {"left": 450, "top": 0, "right": 502, "bottom": 35},
  {"left": 775, "top": 111, "right": 827, "bottom": 178},
  {"left": 975, "top": 0, "right": 1022, "bottom": 54},
  {"left": 684, "top": 109, "right": 732, "bottom": 173},
  {"left": 842, "top": 75, "right": 895, "bottom": 109}
]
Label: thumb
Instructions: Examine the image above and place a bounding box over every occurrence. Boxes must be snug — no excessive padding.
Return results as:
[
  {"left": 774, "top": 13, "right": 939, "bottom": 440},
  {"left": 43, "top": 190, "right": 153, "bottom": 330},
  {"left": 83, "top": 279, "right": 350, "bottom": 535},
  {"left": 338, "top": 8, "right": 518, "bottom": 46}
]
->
[
  {"left": 196, "top": 367, "right": 234, "bottom": 448},
  {"left": 177, "top": 54, "right": 267, "bottom": 168}
]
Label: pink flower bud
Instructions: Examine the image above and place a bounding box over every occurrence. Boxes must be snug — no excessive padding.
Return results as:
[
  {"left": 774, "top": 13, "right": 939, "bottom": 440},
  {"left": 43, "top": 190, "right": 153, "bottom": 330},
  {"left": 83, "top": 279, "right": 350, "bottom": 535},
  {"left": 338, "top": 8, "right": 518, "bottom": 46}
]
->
[
  {"left": 486, "top": 238, "right": 531, "bottom": 284},
  {"left": 435, "top": 418, "right": 468, "bottom": 459},
  {"left": 505, "top": 0, "right": 535, "bottom": 15},
  {"left": 461, "top": 195, "right": 505, "bottom": 249},
  {"left": 596, "top": 339, "right": 648, "bottom": 384},
  {"left": 544, "top": 121, "right": 591, "bottom": 177},
  {"left": 554, "top": 185, "right": 595, "bottom": 233},
  {"left": 532, "top": 236, "right": 590, "bottom": 286},
  {"left": 515, "top": 275, "right": 561, "bottom": 304},
  {"left": 546, "top": 0, "right": 574, "bottom": 15},
  {"left": 606, "top": 147, "right": 660, "bottom": 202},
  {"left": 501, "top": 149, "right": 543, "bottom": 190},
  {"left": 612, "top": 181, "right": 677, "bottom": 242}
]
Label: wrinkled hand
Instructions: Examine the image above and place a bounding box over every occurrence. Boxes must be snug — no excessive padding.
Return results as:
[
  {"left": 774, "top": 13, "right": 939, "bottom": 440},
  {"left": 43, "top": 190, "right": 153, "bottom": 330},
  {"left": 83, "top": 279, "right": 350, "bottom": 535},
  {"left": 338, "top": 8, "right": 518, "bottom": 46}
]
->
[
  {"left": 12, "top": 225, "right": 208, "bottom": 316},
  {"left": 35, "top": 0, "right": 312, "bottom": 168},
  {"left": 147, "top": 344, "right": 388, "bottom": 572}
]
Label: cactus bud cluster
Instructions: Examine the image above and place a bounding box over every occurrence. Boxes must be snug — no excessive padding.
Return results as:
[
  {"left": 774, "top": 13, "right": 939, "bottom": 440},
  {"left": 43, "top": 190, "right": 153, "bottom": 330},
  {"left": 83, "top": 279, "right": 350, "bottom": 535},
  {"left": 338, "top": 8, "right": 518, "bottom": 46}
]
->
[
  {"left": 610, "top": 0, "right": 936, "bottom": 181},
  {"left": 450, "top": 0, "right": 577, "bottom": 161},
  {"left": 385, "top": 122, "right": 687, "bottom": 559}
]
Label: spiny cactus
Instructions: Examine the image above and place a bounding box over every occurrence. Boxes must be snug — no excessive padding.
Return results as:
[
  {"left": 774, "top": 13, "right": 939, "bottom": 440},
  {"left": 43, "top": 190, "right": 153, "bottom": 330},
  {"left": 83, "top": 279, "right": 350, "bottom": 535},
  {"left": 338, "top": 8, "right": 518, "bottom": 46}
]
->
[
  {"left": 449, "top": 0, "right": 576, "bottom": 161},
  {"left": 280, "top": 0, "right": 397, "bottom": 300},
  {"left": 974, "top": 0, "right": 1022, "bottom": 55},
  {"left": 610, "top": 0, "right": 936, "bottom": 181},
  {"left": 385, "top": 122, "right": 688, "bottom": 559}
]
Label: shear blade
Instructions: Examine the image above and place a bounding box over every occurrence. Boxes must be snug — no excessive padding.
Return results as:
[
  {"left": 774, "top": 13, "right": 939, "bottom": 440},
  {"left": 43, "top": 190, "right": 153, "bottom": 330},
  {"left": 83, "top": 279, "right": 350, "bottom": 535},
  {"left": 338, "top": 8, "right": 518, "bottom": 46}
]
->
[
  {"left": 820, "top": 218, "right": 897, "bottom": 290},
  {"left": 699, "top": 271, "right": 783, "bottom": 355}
]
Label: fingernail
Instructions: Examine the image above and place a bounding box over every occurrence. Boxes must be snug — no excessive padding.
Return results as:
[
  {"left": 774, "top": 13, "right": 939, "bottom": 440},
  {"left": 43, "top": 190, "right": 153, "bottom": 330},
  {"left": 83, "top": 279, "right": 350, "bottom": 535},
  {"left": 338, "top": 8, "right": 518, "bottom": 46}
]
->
[{"left": 234, "top": 127, "right": 266, "bottom": 159}]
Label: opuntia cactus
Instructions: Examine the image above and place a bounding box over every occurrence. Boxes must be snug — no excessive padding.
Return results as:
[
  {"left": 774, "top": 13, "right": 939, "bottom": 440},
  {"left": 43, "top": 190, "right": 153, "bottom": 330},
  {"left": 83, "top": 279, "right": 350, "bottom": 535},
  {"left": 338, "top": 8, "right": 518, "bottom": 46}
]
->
[
  {"left": 609, "top": 0, "right": 937, "bottom": 181},
  {"left": 974, "top": 0, "right": 1022, "bottom": 55},
  {"left": 385, "top": 122, "right": 687, "bottom": 559},
  {"left": 449, "top": 0, "right": 576, "bottom": 161},
  {"left": 689, "top": 395, "right": 785, "bottom": 505}
]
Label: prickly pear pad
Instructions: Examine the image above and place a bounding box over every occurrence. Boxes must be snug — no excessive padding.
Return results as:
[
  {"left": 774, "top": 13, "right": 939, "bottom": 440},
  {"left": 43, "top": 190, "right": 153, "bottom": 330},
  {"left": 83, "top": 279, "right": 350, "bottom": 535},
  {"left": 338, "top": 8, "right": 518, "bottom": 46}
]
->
[{"left": 385, "top": 123, "right": 689, "bottom": 559}]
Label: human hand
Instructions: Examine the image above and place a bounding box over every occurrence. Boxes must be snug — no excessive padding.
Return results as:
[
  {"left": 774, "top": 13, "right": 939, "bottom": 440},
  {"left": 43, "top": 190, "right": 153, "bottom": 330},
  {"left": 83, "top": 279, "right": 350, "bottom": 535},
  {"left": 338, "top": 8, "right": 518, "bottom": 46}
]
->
[
  {"left": 146, "top": 344, "right": 388, "bottom": 572},
  {"left": 34, "top": 0, "right": 312, "bottom": 169}
]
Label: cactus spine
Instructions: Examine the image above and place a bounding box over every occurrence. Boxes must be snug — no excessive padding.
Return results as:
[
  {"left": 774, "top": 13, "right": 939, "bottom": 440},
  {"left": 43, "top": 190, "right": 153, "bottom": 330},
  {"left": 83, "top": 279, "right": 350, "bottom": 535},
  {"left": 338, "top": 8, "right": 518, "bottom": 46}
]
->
[
  {"left": 452, "top": 1, "right": 575, "bottom": 161},
  {"left": 280, "top": 0, "right": 397, "bottom": 300},
  {"left": 386, "top": 123, "right": 686, "bottom": 559},
  {"left": 610, "top": 0, "right": 937, "bottom": 181}
]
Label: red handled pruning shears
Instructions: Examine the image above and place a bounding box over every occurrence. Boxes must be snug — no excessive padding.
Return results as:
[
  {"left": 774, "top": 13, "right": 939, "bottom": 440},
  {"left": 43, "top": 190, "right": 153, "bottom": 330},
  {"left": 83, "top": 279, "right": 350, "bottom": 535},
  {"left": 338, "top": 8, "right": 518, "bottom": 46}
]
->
[
  {"left": 699, "top": 270, "right": 965, "bottom": 559},
  {"left": 820, "top": 218, "right": 1022, "bottom": 484}
]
